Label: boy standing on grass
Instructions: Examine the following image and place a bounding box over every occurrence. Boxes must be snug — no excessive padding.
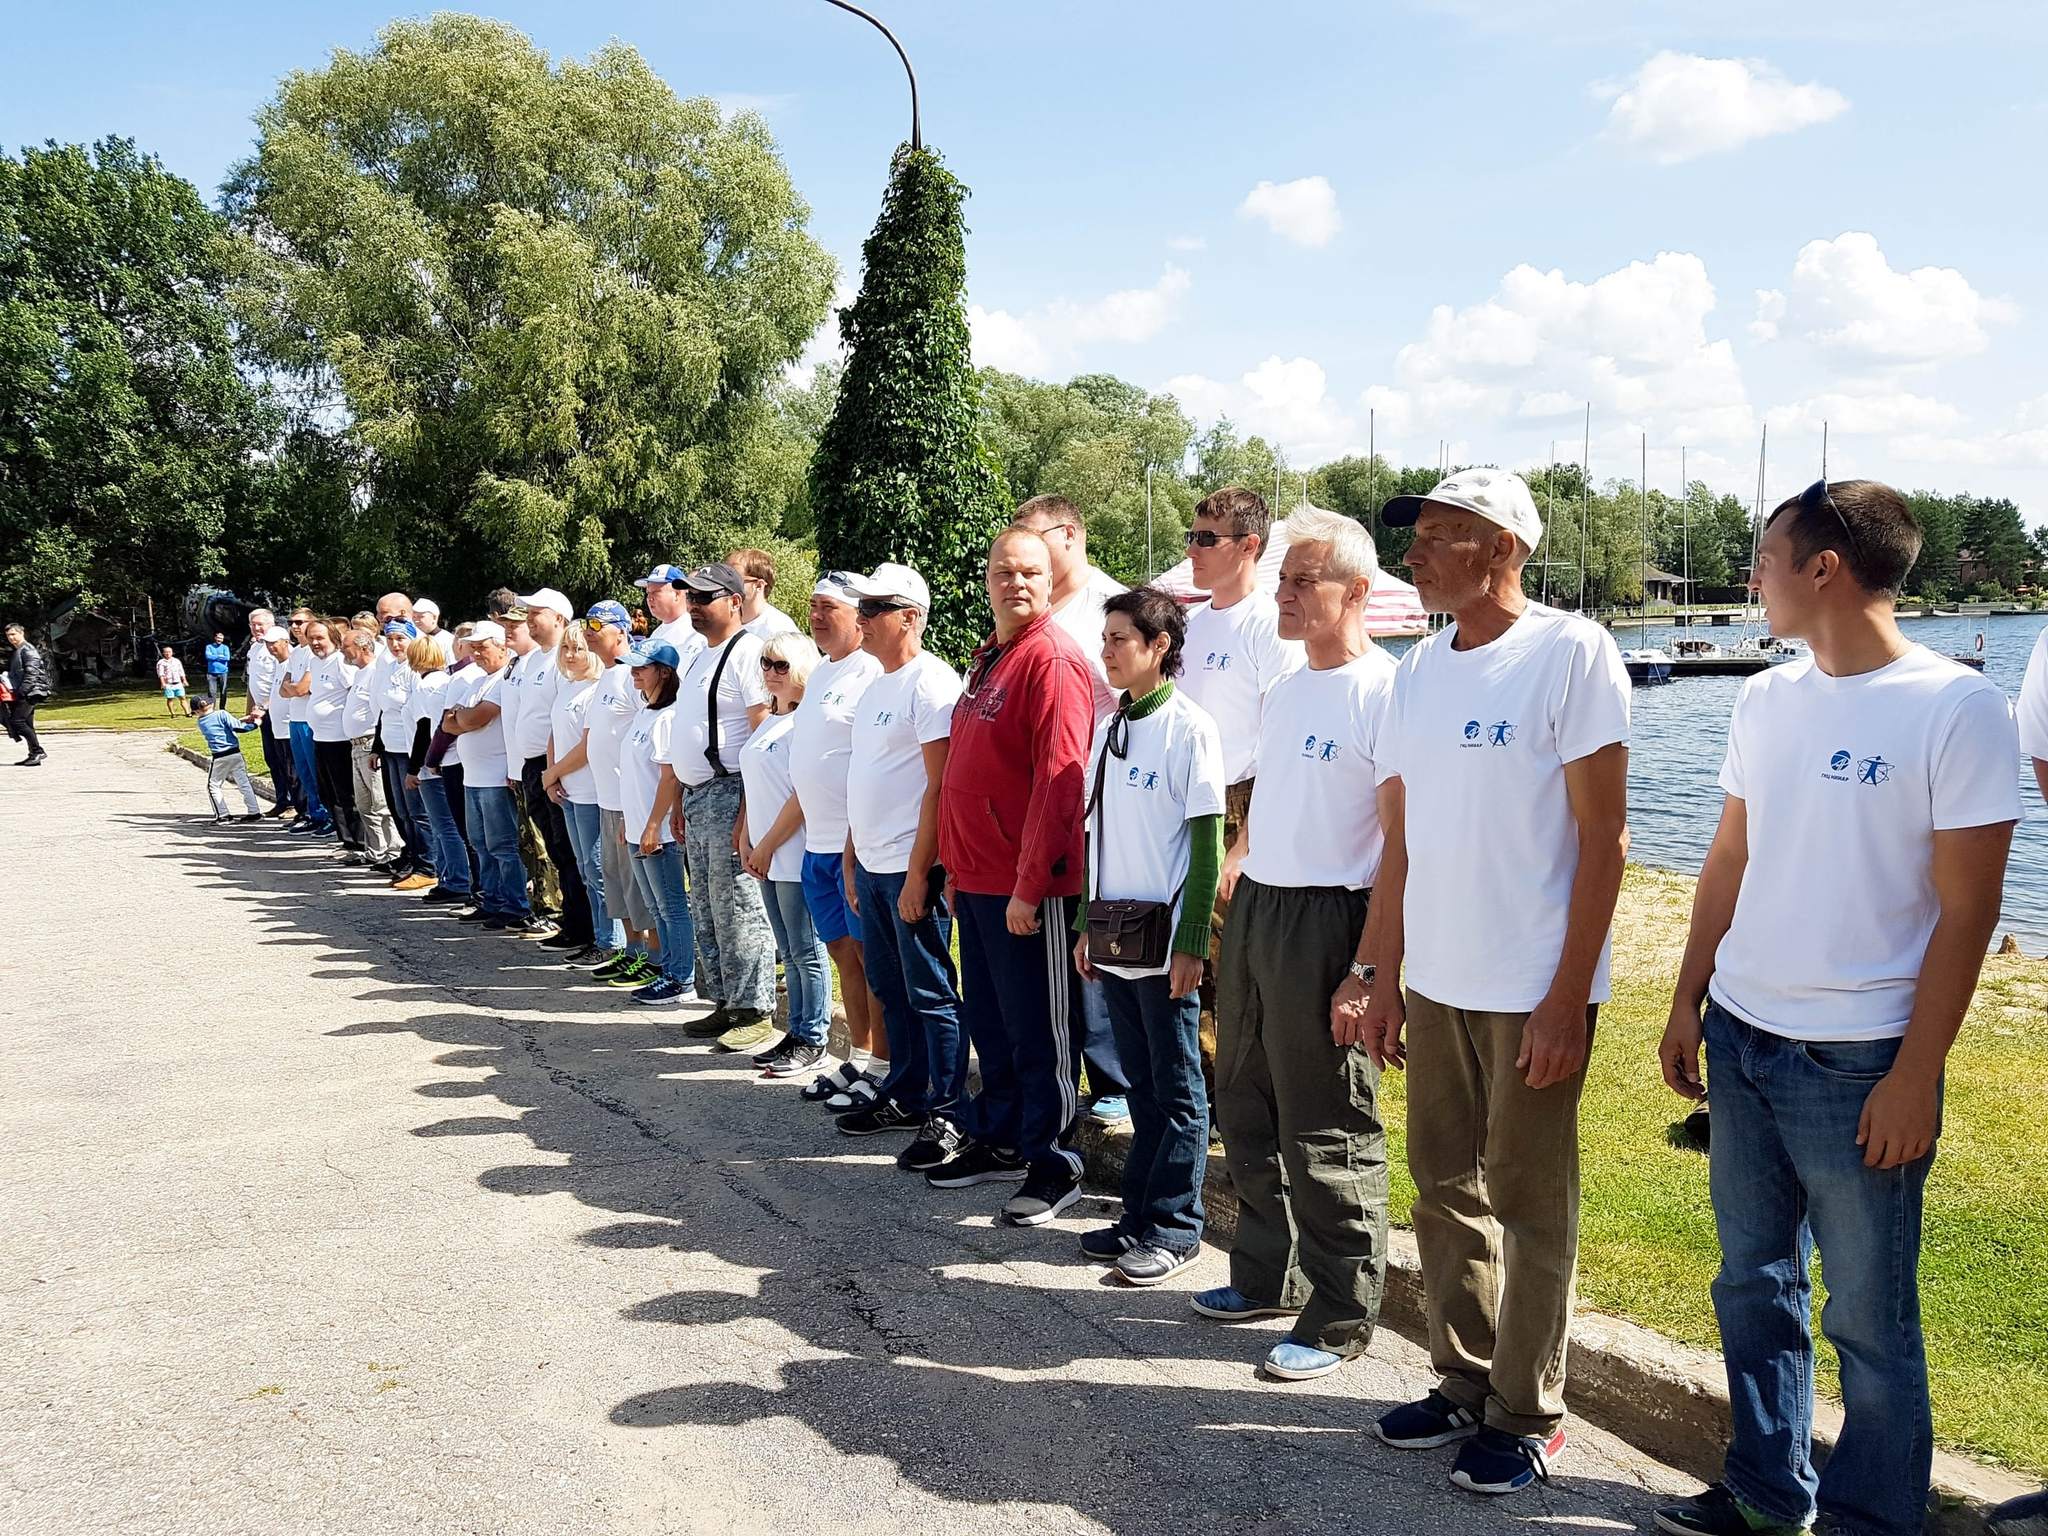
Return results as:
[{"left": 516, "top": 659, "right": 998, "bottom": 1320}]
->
[
  {"left": 193, "top": 696, "right": 263, "bottom": 822},
  {"left": 157, "top": 645, "right": 191, "bottom": 716},
  {"left": 1655, "top": 480, "right": 2019, "bottom": 1536}
]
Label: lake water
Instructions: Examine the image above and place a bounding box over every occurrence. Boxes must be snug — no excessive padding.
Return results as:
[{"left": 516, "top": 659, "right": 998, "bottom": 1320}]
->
[{"left": 1385, "top": 613, "right": 2048, "bottom": 954}]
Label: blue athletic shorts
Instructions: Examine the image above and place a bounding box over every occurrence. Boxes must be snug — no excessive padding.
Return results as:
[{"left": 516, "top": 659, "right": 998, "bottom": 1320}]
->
[{"left": 800, "top": 848, "right": 854, "bottom": 945}]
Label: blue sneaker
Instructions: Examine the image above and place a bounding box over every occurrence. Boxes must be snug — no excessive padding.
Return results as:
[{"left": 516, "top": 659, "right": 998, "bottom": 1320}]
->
[
  {"left": 1373, "top": 1390, "right": 1483, "bottom": 1449},
  {"left": 1449, "top": 1426, "right": 1565, "bottom": 1495},
  {"left": 1264, "top": 1340, "right": 1346, "bottom": 1380},
  {"left": 1987, "top": 1488, "right": 2048, "bottom": 1536},
  {"left": 1189, "top": 1286, "right": 1301, "bottom": 1321},
  {"left": 1087, "top": 1095, "right": 1130, "bottom": 1125},
  {"left": 632, "top": 976, "right": 686, "bottom": 1006}
]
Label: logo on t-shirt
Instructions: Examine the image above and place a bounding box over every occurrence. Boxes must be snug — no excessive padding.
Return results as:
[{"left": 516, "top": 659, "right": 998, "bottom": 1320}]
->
[
  {"left": 1300, "top": 734, "right": 1343, "bottom": 762},
  {"left": 1124, "top": 764, "right": 1161, "bottom": 790},
  {"left": 872, "top": 709, "right": 894, "bottom": 725},
  {"left": 1463, "top": 719, "right": 1482, "bottom": 745},
  {"left": 1829, "top": 749, "right": 1852, "bottom": 771},
  {"left": 1488, "top": 720, "right": 1516, "bottom": 746},
  {"left": 1203, "top": 651, "right": 1232, "bottom": 672},
  {"left": 1857, "top": 755, "right": 1893, "bottom": 785},
  {"left": 966, "top": 683, "right": 1008, "bottom": 721}
]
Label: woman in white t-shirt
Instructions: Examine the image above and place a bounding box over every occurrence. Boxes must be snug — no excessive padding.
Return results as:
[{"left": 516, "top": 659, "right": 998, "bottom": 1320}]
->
[
  {"left": 540, "top": 624, "right": 611, "bottom": 965},
  {"left": 403, "top": 632, "right": 473, "bottom": 902},
  {"left": 304, "top": 618, "right": 366, "bottom": 854},
  {"left": 739, "top": 633, "right": 833, "bottom": 1076},
  {"left": 617, "top": 639, "right": 694, "bottom": 1006},
  {"left": 1070, "top": 586, "right": 1226, "bottom": 1287}
]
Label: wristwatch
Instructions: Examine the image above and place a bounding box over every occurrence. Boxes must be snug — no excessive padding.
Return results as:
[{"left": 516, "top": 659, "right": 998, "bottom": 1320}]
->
[{"left": 1348, "top": 961, "right": 1375, "bottom": 987}]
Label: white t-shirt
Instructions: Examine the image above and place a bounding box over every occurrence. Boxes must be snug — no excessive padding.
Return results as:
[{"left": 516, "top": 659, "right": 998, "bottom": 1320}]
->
[
  {"left": 1709, "top": 646, "right": 2022, "bottom": 1042},
  {"left": 307, "top": 652, "right": 357, "bottom": 743},
  {"left": 408, "top": 669, "right": 451, "bottom": 777},
  {"left": 1048, "top": 565, "right": 1127, "bottom": 721},
  {"left": 439, "top": 664, "right": 482, "bottom": 769},
  {"left": 506, "top": 643, "right": 560, "bottom": 762},
  {"left": 157, "top": 658, "right": 187, "bottom": 688},
  {"left": 742, "top": 606, "right": 801, "bottom": 640},
  {"left": 459, "top": 667, "right": 512, "bottom": 784},
  {"left": 739, "top": 711, "right": 806, "bottom": 881},
  {"left": 1180, "top": 591, "right": 1305, "bottom": 786},
  {"left": 342, "top": 657, "right": 381, "bottom": 740},
  {"left": 651, "top": 616, "right": 707, "bottom": 669},
  {"left": 847, "top": 652, "right": 962, "bottom": 873},
  {"left": 788, "top": 649, "right": 883, "bottom": 854},
  {"left": 273, "top": 645, "right": 313, "bottom": 736},
  {"left": 2018, "top": 626, "right": 2048, "bottom": 765},
  {"left": 584, "top": 663, "right": 642, "bottom": 813},
  {"left": 1241, "top": 649, "right": 1397, "bottom": 892},
  {"left": 618, "top": 703, "right": 677, "bottom": 845},
  {"left": 549, "top": 676, "right": 601, "bottom": 805},
  {"left": 377, "top": 650, "right": 416, "bottom": 752},
  {"left": 257, "top": 648, "right": 290, "bottom": 735},
  {"left": 668, "top": 630, "right": 770, "bottom": 787},
  {"left": 1378, "top": 603, "right": 1632, "bottom": 1012},
  {"left": 1084, "top": 689, "right": 1226, "bottom": 979}
]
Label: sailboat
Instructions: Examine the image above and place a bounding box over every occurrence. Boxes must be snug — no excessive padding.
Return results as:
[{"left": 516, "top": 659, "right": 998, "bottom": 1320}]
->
[
  {"left": 1618, "top": 433, "right": 1674, "bottom": 684},
  {"left": 1664, "top": 431, "right": 1773, "bottom": 678}
]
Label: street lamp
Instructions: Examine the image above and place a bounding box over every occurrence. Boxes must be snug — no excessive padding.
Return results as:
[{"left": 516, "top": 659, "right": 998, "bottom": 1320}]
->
[{"left": 821, "top": 0, "right": 921, "bottom": 150}]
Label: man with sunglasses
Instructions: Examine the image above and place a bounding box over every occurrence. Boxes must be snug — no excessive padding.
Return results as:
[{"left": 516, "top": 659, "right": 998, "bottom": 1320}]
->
[{"left": 1653, "top": 480, "right": 2018, "bottom": 1536}]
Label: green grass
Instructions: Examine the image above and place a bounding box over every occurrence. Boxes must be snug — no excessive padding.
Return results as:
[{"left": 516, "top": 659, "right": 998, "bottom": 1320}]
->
[
  {"left": 1377, "top": 865, "right": 2048, "bottom": 1475},
  {"left": 36, "top": 678, "right": 262, "bottom": 761}
]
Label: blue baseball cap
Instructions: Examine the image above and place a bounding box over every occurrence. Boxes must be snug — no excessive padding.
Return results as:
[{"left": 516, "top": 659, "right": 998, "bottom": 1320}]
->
[
  {"left": 584, "top": 599, "right": 631, "bottom": 628},
  {"left": 633, "top": 563, "right": 687, "bottom": 588},
  {"left": 625, "top": 638, "right": 681, "bottom": 670}
]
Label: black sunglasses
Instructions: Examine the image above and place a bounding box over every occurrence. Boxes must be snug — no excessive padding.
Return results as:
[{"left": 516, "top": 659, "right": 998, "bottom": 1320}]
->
[
  {"left": 761, "top": 657, "right": 792, "bottom": 675},
  {"left": 1185, "top": 529, "right": 1252, "bottom": 548},
  {"left": 684, "top": 589, "right": 731, "bottom": 605},
  {"left": 857, "top": 598, "right": 911, "bottom": 619},
  {"left": 1799, "top": 480, "right": 1863, "bottom": 572}
]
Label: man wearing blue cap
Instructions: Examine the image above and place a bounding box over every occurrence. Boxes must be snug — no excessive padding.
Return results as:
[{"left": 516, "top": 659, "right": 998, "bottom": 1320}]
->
[
  {"left": 581, "top": 601, "right": 672, "bottom": 988},
  {"left": 636, "top": 562, "right": 707, "bottom": 667}
]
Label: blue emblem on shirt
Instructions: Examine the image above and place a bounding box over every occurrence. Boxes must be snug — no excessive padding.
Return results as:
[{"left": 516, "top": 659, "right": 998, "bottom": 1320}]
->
[
  {"left": 1488, "top": 721, "right": 1516, "bottom": 747},
  {"left": 1463, "top": 720, "right": 1482, "bottom": 741},
  {"left": 1829, "top": 750, "right": 1852, "bottom": 771},
  {"left": 1857, "top": 755, "right": 1893, "bottom": 785}
]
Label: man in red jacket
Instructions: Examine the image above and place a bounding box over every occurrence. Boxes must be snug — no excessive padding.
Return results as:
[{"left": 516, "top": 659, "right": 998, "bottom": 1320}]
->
[{"left": 930, "top": 525, "right": 1097, "bottom": 1225}]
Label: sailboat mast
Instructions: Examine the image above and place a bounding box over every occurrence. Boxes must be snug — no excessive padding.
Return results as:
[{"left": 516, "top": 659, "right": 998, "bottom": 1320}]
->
[
  {"left": 1639, "top": 432, "right": 1650, "bottom": 640},
  {"left": 1578, "top": 403, "right": 1591, "bottom": 612},
  {"left": 1680, "top": 445, "right": 1690, "bottom": 629},
  {"left": 1540, "top": 441, "right": 1555, "bottom": 605}
]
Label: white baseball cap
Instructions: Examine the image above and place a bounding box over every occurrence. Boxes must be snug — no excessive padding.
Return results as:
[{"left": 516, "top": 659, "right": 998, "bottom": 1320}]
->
[
  {"left": 516, "top": 587, "right": 573, "bottom": 619},
  {"left": 413, "top": 597, "right": 440, "bottom": 617},
  {"left": 843, "top": 562, "right": 931, "bottom": 612},
  {"left": 262, "top": 626, "right": 291, "bottom": 644},
  {"left": 812, "top": 570, "right": 861, "bottom": 607},
  {"left": 1381, "top": 468, "right": 1543, "bottom": 553},
  {"left": 469, "top": 620, "right": 508, "bottom": 645}
]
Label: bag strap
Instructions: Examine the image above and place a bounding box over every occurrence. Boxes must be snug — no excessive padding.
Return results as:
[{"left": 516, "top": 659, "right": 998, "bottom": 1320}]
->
[{"left": 703, "top": 635, "right": 738, "bottom": 779}]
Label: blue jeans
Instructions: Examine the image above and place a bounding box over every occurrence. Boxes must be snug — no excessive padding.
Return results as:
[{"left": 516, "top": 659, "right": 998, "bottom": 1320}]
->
[
  {"left": 463, "top": 784, "right": 530, "bottom": 917},
  {"left": 763, "top": 877, "right": 831, "bottom": 1048},
  {"left": 854, "top": 863, "right": 965, "bottom": 1117},
  {"left": 1704, "top": 1000, "right": 1938, "bottom": 1536},
  {"left": 631, "top": 841, "right": 695, "bottom": 987},
  {"left": 288, "top": 722, "right": 328, "bottom": 826},
  {"left": 381, "top": 752, "right": 433, "bottom": 872},
  {"left": 1062, "top": 896, "right": 1128, "bottom": 1101},
  {"left": 561, "top": 799, "right": 610, "bottom": 947},
  {"left": 956, "top": 889, "right": 1078, "bottom": 1170},
  {"left": 1101, "top": 970, "right": 1208, "bottom": 1253},
  {"left": 418, "top": 775, "right": 471, "bottom": 895}
]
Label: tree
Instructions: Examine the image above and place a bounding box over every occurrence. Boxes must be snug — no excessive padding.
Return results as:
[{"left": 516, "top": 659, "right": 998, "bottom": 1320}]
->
[
  {"left": 0, "top": 138, "right": 274, "bottom": 613},
  {"left": 224, "top": 14, "right": 834, "bottom": 612},
  {"left": 811, "top": 145, "right": 1010, "bottom": 661}
]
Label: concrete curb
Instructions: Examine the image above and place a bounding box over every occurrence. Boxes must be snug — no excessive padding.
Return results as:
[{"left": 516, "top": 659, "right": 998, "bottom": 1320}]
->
[
  {"left": 1069, "top": 1119, "right": 2035, "bottom": 1535},
  {"left": 168, "top": 741, "right": 279, "bottom": 804}
]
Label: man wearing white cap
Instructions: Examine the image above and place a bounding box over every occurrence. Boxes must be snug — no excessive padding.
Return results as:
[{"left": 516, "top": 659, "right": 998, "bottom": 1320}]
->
[
  {"left": 635, "top": 562, "right": 707, "bottom": 668},
  {"left": 510, "top": 587, "right": 592, "bottom": 953},
  {"left": 413, "top": 599, "right": 442, "bottom": 636},
  {"left": 242, "top": 608, "right": 297, "bottom": 818},
  {"left": 1353, "top": 468, "right": 1630, "bottom": 1495},
  {"left": 446, "top": 619, "right": 546, "bottom": 932}
]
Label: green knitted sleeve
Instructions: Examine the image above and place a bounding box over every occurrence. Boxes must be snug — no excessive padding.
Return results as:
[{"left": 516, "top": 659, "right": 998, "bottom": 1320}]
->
[{"left": 1174, "top": 813, "right": 1224, "bottom": 959}]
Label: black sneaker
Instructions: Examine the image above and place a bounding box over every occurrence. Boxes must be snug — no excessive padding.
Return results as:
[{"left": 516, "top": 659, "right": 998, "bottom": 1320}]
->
[
  {"left": 537, "top": 929, "right": 584, "bottom": 951},
  {"left": 511, "top": 916, "right": 558, "bottom": 939},
  {"left": 1653, "top": 1485, "right": 1811, "bottom": 1536},
  {"left": 760, "top": 1041, "right": 826, "bottom": 1079},
  {"left": 482, "top": 914, "right": 516, "bottom": 930},
  {"left": 1372, "top": 1390, "right": 1483, "bottom": 1450},
  {"left": 1000, "top": 1158, "right": 1081, "bottom": 1225},
  {"left": 897, "top": 1118, "right": 967, "bottom": 1172},
  {"left": 835, "top": 1100, "right": 920, "bottom": 1137},
  {"left": 421, "top": 887, "right": 469, "bottom": 905},
  {"left": 1078, "top": 1226, "right": 1134, "bottom": 1262},
  {"left": 1449, "top": 1425, "right": 1564, "bottom": 1496},
  {"left": 457, "top": 905, "right": 496, "bottom": 924},
  {"left": 560, "top": 944, "right": 606, "bottom": 968},
  {"left": 925, "top": 1143, "right": 1028, "bottom": 1189}
]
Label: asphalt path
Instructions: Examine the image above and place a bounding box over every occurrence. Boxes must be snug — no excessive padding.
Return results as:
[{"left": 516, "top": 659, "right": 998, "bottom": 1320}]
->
[{"left": 1, "top": 734, "right": 1690, "bottom": 1534}]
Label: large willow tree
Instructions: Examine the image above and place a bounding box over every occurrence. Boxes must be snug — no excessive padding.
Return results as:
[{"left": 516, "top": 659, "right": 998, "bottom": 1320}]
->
[{"left": 225, "top": 15, "right": 835, "bottom": 608}]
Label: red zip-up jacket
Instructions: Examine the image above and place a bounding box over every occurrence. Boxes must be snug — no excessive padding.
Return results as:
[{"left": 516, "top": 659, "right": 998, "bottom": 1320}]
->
[{"left": 938, "top": 611, "right": 1095, "bottom": 904}]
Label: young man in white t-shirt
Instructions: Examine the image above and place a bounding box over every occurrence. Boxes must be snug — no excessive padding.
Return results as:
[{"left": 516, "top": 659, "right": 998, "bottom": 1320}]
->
[
  {"left": 2019, "top": 625, "right": 2048, "bottom": 807},
  {"left": 1653, "top": 481, "right": 2019, "bottom": 1536},
  {"left": 729, "top": 546, "right": 802, "bottom": 639},
  {"left": 511, "top": 588, "right": 591, "bottom": 954},
  {"left": 661, "top": 562, "right": 777, "bottom": 1048},
  {"left": 1357, "top": 469, "right": 1630, "bottom": 1496},
  {"left": 635, "top": 562, "right": 708, "bottom": 667},
  {"left": 1193, "top": 507, "right": 1399, "bottom": 1384}
]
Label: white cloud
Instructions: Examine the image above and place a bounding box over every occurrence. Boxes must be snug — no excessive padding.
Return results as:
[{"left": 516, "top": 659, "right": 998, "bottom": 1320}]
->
[
  {"left": 1892, "top": 395, "right": 2048, "bottom": 469},
  {"left": 714, "top": 91, "right": 798, "bottom": 120},
  {"left": 1162, "top": 355, "right": 1363, "bottom": 464},
  {"left": 1776, "top": 232, "right": 2017, "bottom": 363},
  {"left": 1750, "top": 288, "right": 1786, "bottom": 341},
  {"left": 969, "top": 266, "right": 1192, "bottom": 376},
  {"left": 1166, "top": 234, "right": 1207, "bottom": 252},
  {"left": 1766, "top": 389, "right": 1964, "bottom": 436},
  {"left": 1236, "top": 176, "right": 1342, "bottom": 248},
  {"left": 783, "top": 276, "right": 858, "bottom": 388},
  {"left": 1597, "top": 52, "right": 1848, "bottom": 163}
]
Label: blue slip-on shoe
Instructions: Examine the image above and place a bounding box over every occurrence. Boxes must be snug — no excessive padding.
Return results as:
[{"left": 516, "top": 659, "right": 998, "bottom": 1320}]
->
[
  {"left": 1087, "top": 1095, "right": 1130, "bottom": 1125},
  {"left": 1987, "top": 1488, "right": 2048, "bottom": 1536},
  {"left": 1449, "top": 1425, "right": 1566, "bottom": 1495},
  {"left": 1189, "top": 1286, "right": 1301, "bottom": 1321},
  {"left": 1373, "top": 1390, "right": 1484, "bottom": 1449},
  {"left": 1263, "top": 1340, "right": 1346, "bottom": 1380}
]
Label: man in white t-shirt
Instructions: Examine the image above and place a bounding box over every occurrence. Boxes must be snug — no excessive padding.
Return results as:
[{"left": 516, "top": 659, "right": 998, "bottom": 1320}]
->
[
  {"left": 1192, "top": 507, "right": 1398, "bottom": 1386},
  {"left": 729, "top": 546, "right": 802, "bottom": 639},
  {"left": 1008, "top": 493, "right": 1133, "bottom": 1125},
  {"left": 836, "top": 562, "right": 967, "bottom": 1139},
  {"left": 510, "top": 588, "right": 591, "bottom": 953},
  {"left": 1652, "top": 480, "right": 2019, "bottom": 1536},
  {"left": 578, "top": 601, "right": 666, "bottom": 990},
  {"left": 662, "top": 562, "right": 777, "bottom": 1046},
  {"left": 786, "top": 571, "right": 888, "bottom": 1097},
  {"left": 277, "top": 608, "right": 333, "bottom": 835},
  {"left": 635, "top": 562, "right": 707, "bottom": 667},
  {"left": 447, "top": 620, "right": 545, "bottom": 932},
  {"left": 2019, "top": 625, "right": 2048, "bottom": 807},
  {"left": 243, "top": 607, "right": 297, "bottom": 819},
  {"left": 1180, "top": 484, "right": 1304, "bottom": 1093},
  {"left": 1357, "top": 468, "right": 1630, "bottom": 1496}
]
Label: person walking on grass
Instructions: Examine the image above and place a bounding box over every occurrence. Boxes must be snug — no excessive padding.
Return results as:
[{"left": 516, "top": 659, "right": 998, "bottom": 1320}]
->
[
  {"left": 1071, "top": 585, "right": 1225, "bottom": 1286},
  {"left": 204, "top": 632, "right": 232, "bottom": 710},
  {"left": 192, "top": 695, "right": 262, "bottom": 822},
  {"left": 1192, "top": 507, "right": 1398, "bottom": 1384},
  {"left": 1356, "top": 469, "right": 1630, "bottom": 1497},
  {"left": 1652, "top": 481, "right": 2019, "bottom": 1536},
  {"left": 5, "top": 622, "right": 50, "bottom": 765},
  {"left": 156, "top": 645, "right": 190, "bottom": 716}
]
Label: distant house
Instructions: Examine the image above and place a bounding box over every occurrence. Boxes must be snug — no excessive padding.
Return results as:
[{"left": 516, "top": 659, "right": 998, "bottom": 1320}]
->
[
  {"left": 1643, "top": 567, "right": 1691, "bottom": 605},
  {"left": 1955, "top": 548, "right": 1993, "bottom": 589}
]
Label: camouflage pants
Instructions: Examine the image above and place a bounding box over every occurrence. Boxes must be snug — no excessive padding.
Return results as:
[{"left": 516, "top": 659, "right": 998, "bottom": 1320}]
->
[
  {"left": 1198, "top": 777, "right": 1257, "bottom": 1107},
  {"left": 511, "top": 777, "right": 564, "bottom": 914},
  {"left": 682, "top": 776, "right": 776, "bottom": 1013}
]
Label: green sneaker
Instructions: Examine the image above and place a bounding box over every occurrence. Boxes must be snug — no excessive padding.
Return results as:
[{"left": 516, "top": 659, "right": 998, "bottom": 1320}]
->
[
  {"left": 590, "top": 950, "right": 634, "bottom": 981},
  {"left": 1652, "top": 1485, "right": 1810, "bottom": 1536},
  {"left": 685, "top": 1005, "right": 734, "bottom": 1038},
  {"left": 715, "top": 1012, "right": 778, "bottom": 1053},
  {"left": 605, "top": 953, "right": 654, "bottom": 987}
]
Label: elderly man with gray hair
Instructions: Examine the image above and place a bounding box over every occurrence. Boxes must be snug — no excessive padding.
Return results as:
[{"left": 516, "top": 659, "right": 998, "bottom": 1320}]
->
[{"left": 1190, "top": 506, "right": 1399, "bottom": 1384}]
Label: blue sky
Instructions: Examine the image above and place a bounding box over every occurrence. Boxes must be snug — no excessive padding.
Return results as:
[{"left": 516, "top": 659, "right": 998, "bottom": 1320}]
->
[{"left": 8, "top": 0, "right": 2048, "bottom": 521}]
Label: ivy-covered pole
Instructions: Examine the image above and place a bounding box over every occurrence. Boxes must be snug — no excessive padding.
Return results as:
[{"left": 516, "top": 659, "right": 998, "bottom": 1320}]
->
[{"left": 810, "top": 145, "right": 1011, "bottom": 662}]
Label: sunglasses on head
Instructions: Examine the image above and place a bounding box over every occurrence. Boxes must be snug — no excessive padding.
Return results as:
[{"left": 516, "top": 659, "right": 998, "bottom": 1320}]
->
[
  {"left": 583, "top": 616, "right": 621, "bottom": 632},
  {"left": 1798, "top": 479, "right": 1864, "bottom": 571},
  {"left": 1185, "top": 529, "right": 1251, "bottom": 548},
  {"left": 760, "top": 657, "right": 791, "bottom": 675},
  {"left": 856, "top": 598, "right": 910, "bottom": 619}
]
